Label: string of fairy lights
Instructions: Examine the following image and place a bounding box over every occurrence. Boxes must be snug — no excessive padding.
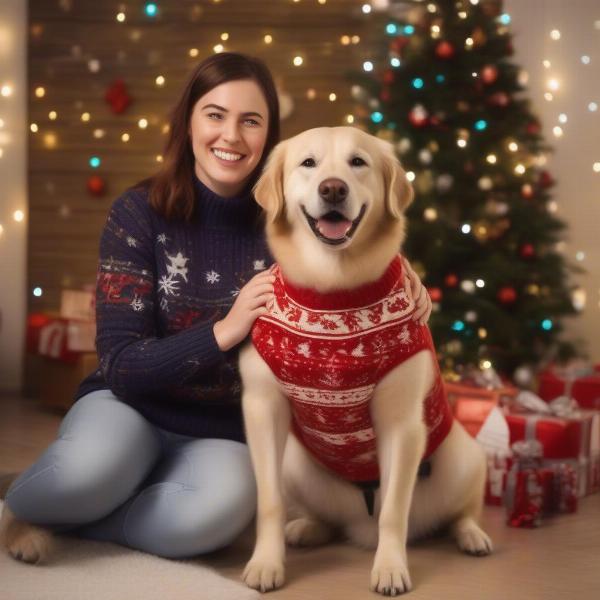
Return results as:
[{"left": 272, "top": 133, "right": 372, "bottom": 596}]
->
[{"left": 0, "top": 0, "right": 598, "bottom": 322}]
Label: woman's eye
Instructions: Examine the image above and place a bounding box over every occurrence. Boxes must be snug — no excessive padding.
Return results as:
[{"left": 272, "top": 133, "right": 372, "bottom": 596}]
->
[
  {"left": 301, "top": 158, "right": 316, "bottom": 168},
  {"left": 350, "top": 156, "right": 367, "bottom": 167},
  {"left": 244, "top": 118, "right": 260, "bottom": 126},
  {"left": 207, "top": 112, "right": 224, "bottom": 120}
]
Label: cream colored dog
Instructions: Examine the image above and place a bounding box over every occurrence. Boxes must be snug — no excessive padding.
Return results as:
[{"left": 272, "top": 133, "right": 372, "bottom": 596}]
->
[{"left": 241, "top": 126, "right": 492, "bottom": 595}]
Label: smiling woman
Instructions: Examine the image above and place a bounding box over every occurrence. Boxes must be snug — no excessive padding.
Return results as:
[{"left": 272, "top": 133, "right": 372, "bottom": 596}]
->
[{"left": 190, "top": 80, "right": 269, "bottom": 198}]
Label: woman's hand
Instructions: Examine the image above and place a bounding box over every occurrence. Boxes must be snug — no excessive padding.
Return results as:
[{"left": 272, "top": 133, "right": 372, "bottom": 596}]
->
[
  {"left": 402, "top": 258, "right": 432, "bottom": 325},
  {"left": 213, "top": 268, "right": 276, "bottom": 351}
]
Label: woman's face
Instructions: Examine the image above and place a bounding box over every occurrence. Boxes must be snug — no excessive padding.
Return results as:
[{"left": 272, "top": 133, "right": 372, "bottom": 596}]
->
[{"left": 189, "top": 79, "right": 269, "bottom": 198}]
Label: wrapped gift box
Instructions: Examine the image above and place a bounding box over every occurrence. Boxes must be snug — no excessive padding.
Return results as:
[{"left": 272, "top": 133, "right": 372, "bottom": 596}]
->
[
  {"left": 445, "top": 381, "right": 518, "bottom": 409},
  {"left": 27, "top": 312, "right": 96, "bottom": 363},
  {"left": 538, "top": 365, "right": 600, "bottom": 410},
  {"left": 446, "top": 382, "right": 512, "bottom": 505},
  {"left": 505, "top": 409, "right": 600, "bottom": 497}
]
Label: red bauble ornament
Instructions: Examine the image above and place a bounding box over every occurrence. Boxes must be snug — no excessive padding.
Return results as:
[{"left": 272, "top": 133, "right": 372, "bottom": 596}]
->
[
  {"left": 526, "top": 121, "right": 541, "bottom": 135},
  {"left": 435, "top": 41, "right": 455, "bottom": 60},
  {"left": 87, "top": 175, "right": 106, "bottom": 196},
  {"left": 488, "top": 92, "right": 510, "bottom": 107},
  {"left": 408, "top": 104, "right": 429, "bottom": 127},
  {"left": 390, "top": 37, "right": 410, "bottom": 54},
  {"left": 521, "top": 183, "right": 535, "bottom": 199},
  {"left": 539, "top": 170, "right": 554, "bottom": 188},
  {"left": 105, "top": 79, "right": 132, "bottom": 114},
  {"left": 498, "top": 286, "right": 517, "bottom": 304},
  {"left": 520, "top": 243, "right": 535, "bottom": 258},
  {"left": 445, "top": 273, "right": 459, "bottom": 288},
  {"left": 428, "top": 287, "right": 443, "bottom": 302},
  {"left": 481, "top": 65, "right": 499, "bottom": 84}
]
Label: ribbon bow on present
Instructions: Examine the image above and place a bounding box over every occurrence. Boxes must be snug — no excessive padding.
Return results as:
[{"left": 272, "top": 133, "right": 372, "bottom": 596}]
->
[{"left": 513, "top": 390, "right": 581, "bottom": 419}]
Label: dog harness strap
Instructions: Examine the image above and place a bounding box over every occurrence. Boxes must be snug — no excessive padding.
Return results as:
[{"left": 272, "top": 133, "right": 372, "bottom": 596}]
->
[{"left": 354, "top": 480, "right": 379, "bottom": 516}]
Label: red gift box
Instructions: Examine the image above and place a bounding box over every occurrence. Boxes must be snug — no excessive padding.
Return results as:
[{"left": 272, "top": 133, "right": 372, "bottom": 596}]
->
[
  {"left": 538, "top": 365, "right": 600, "bottom": 411},
  {"left": 27, "top": 313, "right": 96, "bottom": 363},
  {"left": 506, "top": 409, "right": 600, "bottom": 497}
]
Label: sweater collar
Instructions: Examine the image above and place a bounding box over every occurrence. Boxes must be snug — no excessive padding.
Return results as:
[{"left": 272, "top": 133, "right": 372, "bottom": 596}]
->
[
  {"left": 193, "top": 175, "right": 259, "bottom": 227},
  {"left": 279, "top": 255, "right": 403, "bottom": 310}
]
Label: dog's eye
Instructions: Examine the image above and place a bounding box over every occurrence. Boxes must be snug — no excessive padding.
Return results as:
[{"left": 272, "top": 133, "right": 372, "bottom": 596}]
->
[
  {"left": 301, "top": 158, "right": 316, "bottom": 168},
  {"left": 350, "top": 156, "right": 367, "bottom": 167}
]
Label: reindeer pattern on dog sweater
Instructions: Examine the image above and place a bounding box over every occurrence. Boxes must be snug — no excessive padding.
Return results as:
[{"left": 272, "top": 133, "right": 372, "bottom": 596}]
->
[{"left": 251, "top": 255, "right": 453, "bottom": 483}]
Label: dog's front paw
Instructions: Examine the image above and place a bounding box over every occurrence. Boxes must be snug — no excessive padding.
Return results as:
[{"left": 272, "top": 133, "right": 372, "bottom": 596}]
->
[
  {"left": 243, "top": 557, "right": 285, "bottom": 593},
  {"left": 370, "top": 550, "right": 412, "bottom": 596}
]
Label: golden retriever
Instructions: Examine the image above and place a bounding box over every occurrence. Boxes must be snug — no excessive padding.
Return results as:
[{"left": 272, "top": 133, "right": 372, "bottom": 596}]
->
[{"left": 241, "top": 126, "right": 492, "bottom": 595}]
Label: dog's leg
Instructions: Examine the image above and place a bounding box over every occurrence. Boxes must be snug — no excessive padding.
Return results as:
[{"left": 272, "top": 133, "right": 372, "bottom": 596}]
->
[
  {"left": 240, "top": 345, "right": 291, "bottom": 593},
  {"left": 0, "top": 505, "right": 54, "bottom": 564},
  {"left": 369, "top": 352, "right": 432, "bottom": 596}
]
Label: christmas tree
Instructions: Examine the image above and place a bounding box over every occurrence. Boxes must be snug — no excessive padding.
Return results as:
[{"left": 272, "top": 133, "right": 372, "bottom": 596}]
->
[{"left": 353, "top": 0, "right": 578, "bottom": 376}]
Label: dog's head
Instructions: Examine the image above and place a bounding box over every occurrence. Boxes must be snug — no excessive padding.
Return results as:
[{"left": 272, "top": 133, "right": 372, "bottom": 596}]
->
[{"left": 254, "top": 126, "right": 414, "bottom": 251}]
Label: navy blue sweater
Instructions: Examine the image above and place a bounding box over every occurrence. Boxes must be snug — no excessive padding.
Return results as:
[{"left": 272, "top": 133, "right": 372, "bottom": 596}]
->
[{"left": 76, "top": 177, "right": 272, "bottom": 441}]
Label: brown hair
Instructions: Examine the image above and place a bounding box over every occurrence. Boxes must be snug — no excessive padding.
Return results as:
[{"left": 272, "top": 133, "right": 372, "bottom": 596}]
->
[{"left": 146, "top": 52, "right": 280, "bottom": 221}]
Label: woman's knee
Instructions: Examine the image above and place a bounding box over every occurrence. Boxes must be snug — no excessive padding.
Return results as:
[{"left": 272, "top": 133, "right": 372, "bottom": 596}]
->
[{"left": 7, "top": 392, "right": 162, "bottom": 524}]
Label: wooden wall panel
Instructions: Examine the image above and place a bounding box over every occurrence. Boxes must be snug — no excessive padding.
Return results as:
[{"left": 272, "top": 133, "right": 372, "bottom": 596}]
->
[{"left": 28, "top": 0, "right": 377, "bottom": 312}]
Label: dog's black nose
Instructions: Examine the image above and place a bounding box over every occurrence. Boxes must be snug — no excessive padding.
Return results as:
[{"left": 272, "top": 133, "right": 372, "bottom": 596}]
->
[{"left": 318, "top": 178, "right": 348, "bottom": 205}]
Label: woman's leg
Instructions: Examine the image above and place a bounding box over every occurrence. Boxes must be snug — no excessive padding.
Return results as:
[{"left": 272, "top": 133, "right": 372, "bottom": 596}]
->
[
  {"left": 79, "top": 437, "right": 256, "bottom": 558},
  {"left": 5, "top": 390, "right": 163, "bottom": 527}
]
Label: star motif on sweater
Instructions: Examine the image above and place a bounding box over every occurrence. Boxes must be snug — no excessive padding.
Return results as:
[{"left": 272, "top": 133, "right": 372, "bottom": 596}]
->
[
  {"left": 166, "top": 251, "right": 189, "bottom": 282},
  {"left": 130, "top": 296, "right": 144, "bottom": 312},
  {"left": 253, "top": 259, "right": 266, "bottom": 271},
  {"left": 157, "top": 233, "right": 168, "bottom": 244},
  {"left": 127, "top": 236, "right": 138, "bottom": 247}
]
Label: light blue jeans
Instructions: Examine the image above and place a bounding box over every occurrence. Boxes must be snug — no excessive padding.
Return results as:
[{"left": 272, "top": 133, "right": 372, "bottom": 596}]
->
[{"left": 6, "top": 390, "right": 256, "bottom": 559}]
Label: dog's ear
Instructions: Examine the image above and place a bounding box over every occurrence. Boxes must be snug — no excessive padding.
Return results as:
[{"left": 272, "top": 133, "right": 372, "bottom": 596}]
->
[
  {"left": 253, "top": 140, "right": 287, "bottom": 224},
  {"left": 378, "top": 139, "right": 414, "bottom": 219}
]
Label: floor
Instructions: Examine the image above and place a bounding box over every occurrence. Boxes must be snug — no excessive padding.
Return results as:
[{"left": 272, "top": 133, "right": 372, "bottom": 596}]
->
[{"left": 1, "top": 392, "right": 598, "bottom": 599}]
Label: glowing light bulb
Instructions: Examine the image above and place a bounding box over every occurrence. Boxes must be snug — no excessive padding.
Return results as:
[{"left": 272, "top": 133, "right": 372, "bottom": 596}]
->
[
  {"left": 553, "top": 126, "right": 563, "bottom": 138},
  {"left": 138, "top": 118, "right": 148, "bottom": 129},
  {"left": 345, "top": 114, "right": 354, "bottom": 124},
  {"left": 547, "top": 78, "right": 560, "bottom": 91},
  {"left": 89, "top": 156, "right": 101, "bottom": 168},
  {"left": 390, "top": 57, "right": 401, "bottom": 67},
  {"left": 220, "top": 32, "right": 229, "bottom": 41},
  {"left": 1, "top": 84, "right": 13, "bottom": 97},
  {"left": 581, "top": 55, "right": 591, "bottom": 65},
  {"left": 81, "top": 112, "right": 91, "bottom": 122},
  {"left": 550, "top": 29, "right": 561, "bottom": 40},
  {"left": 515, "top": 164, "right": 526, "bottom": 175},
  {"left": 593, "top": 162, "right": 600, "bottom": 173},
  {"left": 486, "top": 154, "right": 497, "bottom": 164},
  {"left": 508, "top": 141, "right": 518, "bottom": 152},
  {"left": 476, "top": 279, "right": 485, "bottom": 288},
  {"left": 189, "top": 48, "right": 199, "bottom": 57},
  {"left": 35, "top": 86, "right": 45, "bottom": 98},
  {"left": 558, "top": 113, "right": 567, "bottom": 123},
  {"left": 93, "top": 129, "right": 105, "bottom": 138},
  {"left": 13, "top": 210, "right": 25, "bottom": 222},
  {"left": 213, "top": 44, "right": 224, "bottom": 53},
  {"left": 121, "top": 133, "right": 130, "bottom": 142},
  {"left": 144, "top": 3, "right": 158, "bottom": 17},
  {"left": 406, "top": 171, "right": 416, "bottom": 182},
  {"left": 544, "top": 92, "right": 554, "bottom": 101},
  {"left": 264, "top": 35, "right": 273, "bottom": 44},
  {"left": 363, "top": 61, "right": 373, "bottom": 72},
  {"left": 465, "top": 37, "right": 474, "bottom": 48},
  {"left": 293, "top": 56, "right": 304, "bottom": 66},
  {"left": 461, "top": 224, "right": 471, "bottom": 234},
  {"left": 543, "top": 60, "right": 551, "bottom": 69},
  {"left": 33, "top": 287, "right": 43, "bottom": 297},
  {"left": 329, "top": 93, "right": 337, "bottom": 102},
  {"left": 362, "top": 4, "right": 372, "bottom": 14},
  {"left": 306, "top": 88, "right": 316, "bottom": 100},
  {"left": 155, "top": 75, "right": 165, "bottom": 86},
  {"left": 480, "top": 359, "right": 492, "bottom": 369},
  {"left": 424, "top": 208, "right": 438, "bottom": 221},
  {"left": 49, "top": 110, "right": 57, "bottom": 120},
  {"left": 588, "top": 102, "right": 598, "bottom": 112},
  {"left": 116, "top": 12, "right": 126, "bottom": 22},
  {"left": 457, "top": 139, "right": 467, "bottom": 148},
  {"left": 30, "top": 123, "right": 39, "bottom": 132}
]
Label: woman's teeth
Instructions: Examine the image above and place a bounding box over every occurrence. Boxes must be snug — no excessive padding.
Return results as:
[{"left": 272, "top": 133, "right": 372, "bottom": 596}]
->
[{"left": 212, "top": 148, "right": 243, "bottom": 162}]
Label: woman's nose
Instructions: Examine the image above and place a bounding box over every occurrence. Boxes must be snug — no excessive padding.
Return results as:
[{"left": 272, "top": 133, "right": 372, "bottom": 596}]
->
[{"left": 222, "top": 120, "right": 241, "bottom": 144}]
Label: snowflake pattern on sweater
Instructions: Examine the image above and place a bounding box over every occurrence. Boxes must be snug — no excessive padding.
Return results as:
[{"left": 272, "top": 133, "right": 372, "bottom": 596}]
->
[{"left": 252, "top": 255, "right": 453, "bottom": 482}]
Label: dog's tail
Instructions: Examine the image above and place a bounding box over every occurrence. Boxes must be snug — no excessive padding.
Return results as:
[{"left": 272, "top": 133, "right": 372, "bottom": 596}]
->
[{"left": 0, "top": 473, "right": 18, "bottom": 499}]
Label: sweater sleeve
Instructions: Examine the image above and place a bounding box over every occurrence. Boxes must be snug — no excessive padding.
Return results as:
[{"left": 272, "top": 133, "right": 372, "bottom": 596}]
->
[{"left": 95, "top": 191, "right": 226, "bottom": 399}]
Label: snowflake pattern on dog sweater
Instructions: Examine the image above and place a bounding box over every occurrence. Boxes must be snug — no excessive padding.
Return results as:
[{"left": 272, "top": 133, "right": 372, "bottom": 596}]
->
[{"left": 251, "top": 255, "right": 453, "bottom": 483}]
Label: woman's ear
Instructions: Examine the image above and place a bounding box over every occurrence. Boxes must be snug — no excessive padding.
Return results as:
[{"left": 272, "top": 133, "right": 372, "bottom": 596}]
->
[
  {"left": 253, "top": 141, "right": 287, "bottom": 224},
  {"left": 378, "top": 139, "right": 414, "bottom": 219}
]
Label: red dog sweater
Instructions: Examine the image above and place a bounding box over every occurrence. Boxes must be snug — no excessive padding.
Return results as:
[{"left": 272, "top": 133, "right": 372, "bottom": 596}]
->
[{"left": 251, "top": 255, "right": 453, "bottom": 483}]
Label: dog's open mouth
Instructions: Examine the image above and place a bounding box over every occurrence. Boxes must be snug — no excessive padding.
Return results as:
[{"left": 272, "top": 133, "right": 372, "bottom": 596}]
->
[{"left": 302, "top": 205, "right": 367, "bottom": 246}]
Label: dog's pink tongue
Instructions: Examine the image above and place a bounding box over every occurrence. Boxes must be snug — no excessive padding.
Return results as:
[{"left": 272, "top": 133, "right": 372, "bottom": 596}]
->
[{"left": 317, "top": 218, "right": 352, "bottom": 240}]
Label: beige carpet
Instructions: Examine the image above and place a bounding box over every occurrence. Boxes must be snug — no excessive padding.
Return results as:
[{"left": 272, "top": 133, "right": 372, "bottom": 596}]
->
[{"left": 1, "top": 501, "right": 259, "bottom": 600}]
